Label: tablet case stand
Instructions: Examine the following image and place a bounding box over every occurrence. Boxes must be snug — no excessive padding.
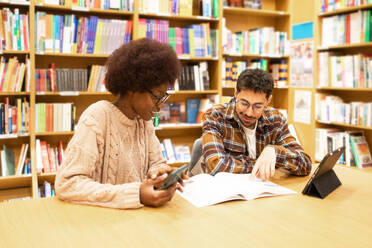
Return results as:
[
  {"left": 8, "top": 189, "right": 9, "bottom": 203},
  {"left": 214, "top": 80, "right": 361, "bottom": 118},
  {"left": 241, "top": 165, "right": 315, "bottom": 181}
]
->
[{"left": 303, "top": 169, "right": 341, "bottom": 199}]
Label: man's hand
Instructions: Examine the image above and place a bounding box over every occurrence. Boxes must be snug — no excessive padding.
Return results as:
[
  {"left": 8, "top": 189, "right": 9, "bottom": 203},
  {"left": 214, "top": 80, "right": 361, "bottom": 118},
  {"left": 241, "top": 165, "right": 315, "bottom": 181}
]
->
[{"left": 251, "top": 146, "right": 276, "bottom": 181}]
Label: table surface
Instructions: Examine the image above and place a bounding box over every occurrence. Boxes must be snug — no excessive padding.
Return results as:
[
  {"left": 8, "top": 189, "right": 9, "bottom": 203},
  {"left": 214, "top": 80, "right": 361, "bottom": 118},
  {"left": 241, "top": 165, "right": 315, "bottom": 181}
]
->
[{"left": 1, "top": 166, "right": 372, "bottom": 248}]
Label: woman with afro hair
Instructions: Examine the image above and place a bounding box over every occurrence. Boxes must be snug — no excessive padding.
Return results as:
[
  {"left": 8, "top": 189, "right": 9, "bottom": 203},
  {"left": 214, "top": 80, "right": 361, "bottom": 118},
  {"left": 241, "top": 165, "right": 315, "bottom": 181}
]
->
[{"left": 55, "top": 38, "right": 185, "bottom": 209}]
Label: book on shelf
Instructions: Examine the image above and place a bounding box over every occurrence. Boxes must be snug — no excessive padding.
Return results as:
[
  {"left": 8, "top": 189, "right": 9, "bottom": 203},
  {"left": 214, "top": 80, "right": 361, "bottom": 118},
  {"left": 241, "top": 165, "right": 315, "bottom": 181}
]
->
[
  {"left": 35, "top": 13, "right": 132, "bottom": 55},
  {"left": 0, "top": 97, "right": 29, "bottom": 135},
  {"left": 0, "top": 8, "right": 29, "bottom": 52},
  {"left": 186, "top": 98, "right": 201, "bottom": 123},
  {"left": 87, "top": 65, "right": 106, "bottom": 92},
  {"left": 139, "top": 0, "right": 218, "bottom": 17},
  {"left": 349, "top": 132, "right": 372, "bottom": 168},
  {"left": 38, "top": 181, "right": 55, "bottom": 198},
  {"left": 319, "top": 52, "right": 372, "bottom": 88},
  {"left": 222, "top": 24, "right": 288, "bottom": 56},
  {"left": 321, "top": 9, "right": 372, "bottom": 47},
  {"left": 196, "top": 98, "right": 212, "bottom": 123},
  {"left": 174, "top": 62, "right": 210, "bottom": 91},
  {"left": 162, "top": 138, "right": 177, "bottom": 163},
  {"left": 158, "top": 101, "right": 186, "bottom": 124},
  {"left": 0, "top": 145, "right": 15, "bottom": 176},
  {"left": 315, "top": 93, "right": 372, "bottom": 127},
  {"left": 15, "top": 143, "right": 28, "bottom": 175},
  {"left": 138, "top": 19, "right": 218, "bottom": 58},
  {"left": 160, "top": 138, "right": 191, "bottom": 164},
  {"left": 35, "top": 103, "right": 75, "bottom": 132},
  {"left": 315, "top": 128, "right": 359, "bottom": 167},
  {"left": 178, "top": 172, "right": 296, "bottom": 207},
  {"left": 0, "top": 56, "right": 29, "bottom": 92},
  {"left": 223, "top": 58, "right": 286, "bottom": 87},
  {"left": 36, "top": 65, "right": 90, "bottom": 92},
  {"left": 36, "top": 139, "right": 65, "bottom": 173},
  {"left": 36, "top": 0, "right": 134, "bottom": 10},
  {"left": 320, "top": 0, "right": 372, "bottom": 13}
]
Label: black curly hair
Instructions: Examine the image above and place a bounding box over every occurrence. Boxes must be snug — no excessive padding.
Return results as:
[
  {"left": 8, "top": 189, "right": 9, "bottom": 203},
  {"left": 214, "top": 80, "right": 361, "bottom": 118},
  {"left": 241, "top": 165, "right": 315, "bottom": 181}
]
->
[
  {"left": 236, "top": 68, "right": 274, "bottom": 99},
  {"left": 105, "top": 38, "right": 181, "bottom": 96}
]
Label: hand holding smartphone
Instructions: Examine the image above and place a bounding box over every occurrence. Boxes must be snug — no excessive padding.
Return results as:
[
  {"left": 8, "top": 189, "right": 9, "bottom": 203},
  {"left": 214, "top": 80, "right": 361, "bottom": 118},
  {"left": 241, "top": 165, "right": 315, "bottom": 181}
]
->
[{"left": 161, "top": 164, "right": 189, "bottom": 190}]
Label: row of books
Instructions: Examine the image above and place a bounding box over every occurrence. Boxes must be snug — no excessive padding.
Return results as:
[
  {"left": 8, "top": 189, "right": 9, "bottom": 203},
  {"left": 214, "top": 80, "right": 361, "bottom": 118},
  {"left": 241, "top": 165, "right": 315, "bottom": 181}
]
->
[
  {"left": 0, "top": 144, "right": 30, "bottom": 177},
  {"left": 35, "top": 13, "right": 132, "bottom": 54},
  {"left": 315, "top": 128, "right": 372, "bottom": 168},
  {"left": 318, "top": 52, "right": 372, "bottom": 88},
  {"left": 0, "top": 56, "right": 30, "bottom": 92},
  {"left": 38, "top": 181, "right": 55, "bottom": 198},
  {"left": 174, "top": 62, "right": 209, "bottom": 91},
  {"left": 35, "top": 139, "right": 64, "bottom": 173},
  {"left": 140, "top": 0, "right": 219, "bottom": 17},
  {"left": 160, "top": 138, "right": 191, "bottom": 163},
  {"left": 35, "top": 103, "right": 75, "bottom": 132},
  {"left": 158, "top": 97, "right": 214, "bottom": 124},
  {"left": 224, "top": 0, "right": 262, "bottom": 9},
  {"left": 321, "top": 9, "right": 372, "bottom": 47},
  {"left": 222, "top": 24, "right": 289, "bottom": 56},
  {"left": 315, "top": 94, "right": 372, "bottom": 127},
  {"left": 222, "top": 58, "right": 288, "bottom": 87},
  {"left": 0, "top": 98, "right": 30, "bottom": 135},
  {"left": 320, "top": 0, "right": 372, "bottom": 13},
  {"left": 0, "top": 8, "right": 30, "bottom": 51},
  {"left": 137, "top": 19, "right": 218, "bottom": 57},
  {"left": 38, "top": 0, "right": 134, "bottom": 10},
  {"left": 35, "top": 64, "right": 106, "bottom": 92}
]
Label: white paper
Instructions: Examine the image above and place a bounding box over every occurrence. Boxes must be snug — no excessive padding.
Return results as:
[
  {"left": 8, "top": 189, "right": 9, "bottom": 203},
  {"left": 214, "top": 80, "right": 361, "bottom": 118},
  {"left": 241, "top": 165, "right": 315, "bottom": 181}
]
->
[
  {"left": 294, "top": 90, "right": 312, "bottom": 124},
  {"left": 290, "top": 41, "right": 314, "bottom": 87},
  {"left": 178, "top": 173, "right": 296, "bottom": 207}
]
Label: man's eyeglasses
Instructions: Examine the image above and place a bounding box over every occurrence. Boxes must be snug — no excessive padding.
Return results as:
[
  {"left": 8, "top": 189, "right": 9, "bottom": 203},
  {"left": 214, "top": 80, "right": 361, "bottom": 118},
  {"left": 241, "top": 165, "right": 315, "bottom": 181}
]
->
[
  {"left": 146, "top": 89, "right": 170, "bottom": 106},
  {"left": 236, "top": 99, "right": 265, "bottom": 113}
]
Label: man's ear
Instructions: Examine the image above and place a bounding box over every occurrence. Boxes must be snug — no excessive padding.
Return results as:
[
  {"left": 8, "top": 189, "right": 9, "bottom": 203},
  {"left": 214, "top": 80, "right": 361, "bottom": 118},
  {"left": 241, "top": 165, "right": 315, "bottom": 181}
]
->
[
  {"left": 234, "top": 88, "right": 237, "bottom": 98},
  {"left": 267, "top": 95, "right": 272, "bottom": 105}
]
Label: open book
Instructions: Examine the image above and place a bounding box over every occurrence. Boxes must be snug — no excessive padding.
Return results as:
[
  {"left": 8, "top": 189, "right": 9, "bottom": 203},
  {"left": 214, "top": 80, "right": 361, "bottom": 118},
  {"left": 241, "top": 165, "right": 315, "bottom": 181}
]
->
[{"left": 178, "top": 172, "right": 296, "bottom": 207}]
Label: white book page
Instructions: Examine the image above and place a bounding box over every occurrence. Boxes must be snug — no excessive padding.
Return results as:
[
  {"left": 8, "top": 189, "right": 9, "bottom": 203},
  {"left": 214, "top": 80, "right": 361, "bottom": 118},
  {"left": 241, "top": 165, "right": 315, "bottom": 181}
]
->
[
  {"left": 178, "top": 172, "right": 296, "bottom": 207},
  {"left": 178, "top": 174, "right": 245, "bottom": 207}
]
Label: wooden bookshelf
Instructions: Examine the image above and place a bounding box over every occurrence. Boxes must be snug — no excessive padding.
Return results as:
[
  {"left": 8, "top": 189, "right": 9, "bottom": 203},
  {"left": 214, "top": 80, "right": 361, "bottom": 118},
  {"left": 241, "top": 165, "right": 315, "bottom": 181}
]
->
[
  {"left": 314, "top": 0, "right": 372, "bottom": 164},
  {"left": 221, "top": 0, "right": 291, "bottom": 128},
  {"left": 318, "top": 3, "right": 372, "bottom": 17},
  {"left": 139, "top": 13, "right": 219, "bottom": 22},
  {"left": 223, "top": 6, "right": 289, "bottom": 17},
  {"left": 316, "top": 87, "right": 372, "bottom": 92},
  {"left": 0, "top": 0, "right": 223, "bottom": 200},
  {"left": 223, "top": 53, "right": 290, "bottom": 59},
  {"left": 316, "top": 121, "right": 372, "bottom": 131},
  {"left": 317, "top": 42, "right": 372, "bottom": 51}
]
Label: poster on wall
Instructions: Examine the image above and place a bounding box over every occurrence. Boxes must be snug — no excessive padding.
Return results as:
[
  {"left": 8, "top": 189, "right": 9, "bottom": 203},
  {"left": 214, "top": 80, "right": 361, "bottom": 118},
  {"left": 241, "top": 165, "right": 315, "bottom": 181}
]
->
[
  {"left": 294, "top": 90, "right": 311, "bottom": 124},
  {"left": 290, "top": 41, "right": 314, "bottom": 87}
]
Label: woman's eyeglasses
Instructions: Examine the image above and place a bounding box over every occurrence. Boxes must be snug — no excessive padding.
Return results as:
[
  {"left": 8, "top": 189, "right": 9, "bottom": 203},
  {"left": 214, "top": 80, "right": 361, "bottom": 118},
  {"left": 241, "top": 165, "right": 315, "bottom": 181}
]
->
[{"left": 146, "top": 89, "right": 170, "bottom": 106}]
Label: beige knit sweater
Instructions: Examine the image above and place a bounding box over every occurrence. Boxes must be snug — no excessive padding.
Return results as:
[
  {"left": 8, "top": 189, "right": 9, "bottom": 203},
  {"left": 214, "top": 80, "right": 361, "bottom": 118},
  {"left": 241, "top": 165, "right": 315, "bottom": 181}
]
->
[{"left": 55, "top": 100, "right": 167, "bottom": 209}]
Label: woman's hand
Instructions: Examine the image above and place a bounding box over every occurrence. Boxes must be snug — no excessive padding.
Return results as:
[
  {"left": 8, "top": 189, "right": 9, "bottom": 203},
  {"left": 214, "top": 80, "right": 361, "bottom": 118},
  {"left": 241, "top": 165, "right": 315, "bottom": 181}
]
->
[
  {"left": 147, "top": 166, "right": 189, "bottom": 191},
  {"left": 139, "top": 174, "right": 177, "bottom": 207}
]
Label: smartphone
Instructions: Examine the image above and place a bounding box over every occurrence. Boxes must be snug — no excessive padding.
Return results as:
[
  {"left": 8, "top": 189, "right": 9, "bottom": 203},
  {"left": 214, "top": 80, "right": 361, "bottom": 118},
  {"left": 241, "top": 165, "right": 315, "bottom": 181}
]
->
[{"left": 161, "top": 164, "right": 189, "bottom": 190}]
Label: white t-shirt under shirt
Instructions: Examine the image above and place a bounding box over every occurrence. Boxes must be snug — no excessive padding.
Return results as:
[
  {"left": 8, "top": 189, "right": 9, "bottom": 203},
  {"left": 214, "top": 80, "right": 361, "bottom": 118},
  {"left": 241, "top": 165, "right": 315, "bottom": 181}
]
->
[{"left": 241, "top": 121, "right": 258, "bottom": 159}]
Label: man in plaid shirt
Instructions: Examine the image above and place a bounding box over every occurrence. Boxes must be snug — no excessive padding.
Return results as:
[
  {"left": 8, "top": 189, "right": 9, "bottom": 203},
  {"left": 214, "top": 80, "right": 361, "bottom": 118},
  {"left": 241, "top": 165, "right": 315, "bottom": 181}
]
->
[{"left": 201, "top": 69, "right": 312, "bottom": 180}]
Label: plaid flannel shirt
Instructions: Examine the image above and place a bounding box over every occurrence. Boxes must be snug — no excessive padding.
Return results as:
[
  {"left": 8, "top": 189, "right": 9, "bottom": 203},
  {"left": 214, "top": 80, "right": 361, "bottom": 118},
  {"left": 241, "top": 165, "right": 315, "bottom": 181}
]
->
[{"left": 201, "top": 97, "right": 312, "bottom": 176}]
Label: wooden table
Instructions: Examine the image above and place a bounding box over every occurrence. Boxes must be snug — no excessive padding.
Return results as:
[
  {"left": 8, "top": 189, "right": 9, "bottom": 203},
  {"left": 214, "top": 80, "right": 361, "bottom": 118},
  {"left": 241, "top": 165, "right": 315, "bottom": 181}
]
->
[{"left": 1, "top": 165, "right": 372, "bottom": 248}]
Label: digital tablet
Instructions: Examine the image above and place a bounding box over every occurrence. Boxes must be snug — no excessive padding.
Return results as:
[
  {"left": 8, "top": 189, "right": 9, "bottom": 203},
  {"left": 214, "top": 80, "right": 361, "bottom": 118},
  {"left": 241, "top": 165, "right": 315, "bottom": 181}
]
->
[{"left": 302, "top": 146, "right": 345, "bottom": 194}]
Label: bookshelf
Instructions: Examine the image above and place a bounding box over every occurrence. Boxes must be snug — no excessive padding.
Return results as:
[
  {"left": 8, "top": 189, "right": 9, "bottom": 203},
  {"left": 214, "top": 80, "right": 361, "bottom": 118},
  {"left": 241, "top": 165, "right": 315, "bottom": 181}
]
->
[
  {"left": 0, "top": 0, "right": 221, "bottom": 201},
  {"left": 220, "top": 0, "right": 291, "bottom": 115},
  {"left": 0, "top": 0, "right": 296, "bottom": 201},
  {"left": 314, "top": 0, "right": 372, "bottom": 163}
]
